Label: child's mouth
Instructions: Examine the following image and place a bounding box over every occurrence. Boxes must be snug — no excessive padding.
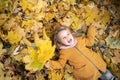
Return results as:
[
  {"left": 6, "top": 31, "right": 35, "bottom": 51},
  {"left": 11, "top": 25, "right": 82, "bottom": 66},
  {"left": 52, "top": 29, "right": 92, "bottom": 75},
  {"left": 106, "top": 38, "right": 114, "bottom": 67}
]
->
[{"left": 68, "top": 39, "right": 72, "bottom": 43}]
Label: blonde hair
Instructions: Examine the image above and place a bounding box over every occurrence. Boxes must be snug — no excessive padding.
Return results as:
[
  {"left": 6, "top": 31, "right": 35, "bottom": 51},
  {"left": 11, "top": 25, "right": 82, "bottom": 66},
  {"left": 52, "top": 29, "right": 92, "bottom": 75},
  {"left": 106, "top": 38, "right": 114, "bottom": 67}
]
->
[{"left": 53, "top": 25, "right": 73, "bottom": 49}]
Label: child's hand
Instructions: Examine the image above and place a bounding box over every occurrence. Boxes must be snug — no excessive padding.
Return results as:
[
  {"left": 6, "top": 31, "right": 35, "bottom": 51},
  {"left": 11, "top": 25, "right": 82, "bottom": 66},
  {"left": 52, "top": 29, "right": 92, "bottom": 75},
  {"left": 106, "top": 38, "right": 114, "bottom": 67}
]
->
[
  {"left": 45, "top": 61, "right": 50, "bottom": 68},
  {"left": 91, "top": 20, "right": 102, "bottom": 29},
  {"left": 91, "top": 23, "right": 98, "bottom": 28}
]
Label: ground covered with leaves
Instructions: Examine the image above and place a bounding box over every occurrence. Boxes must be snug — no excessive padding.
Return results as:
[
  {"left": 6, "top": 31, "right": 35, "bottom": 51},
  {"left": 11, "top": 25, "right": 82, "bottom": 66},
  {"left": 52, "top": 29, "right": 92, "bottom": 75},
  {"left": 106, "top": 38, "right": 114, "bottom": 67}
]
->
[{"left": 0, "top": 0, "right": 120, "bottom": 80}]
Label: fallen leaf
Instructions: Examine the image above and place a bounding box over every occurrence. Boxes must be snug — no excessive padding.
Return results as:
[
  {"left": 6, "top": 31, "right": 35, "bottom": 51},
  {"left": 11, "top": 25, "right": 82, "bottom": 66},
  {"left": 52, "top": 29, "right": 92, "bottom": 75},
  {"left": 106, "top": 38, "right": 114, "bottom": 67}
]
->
[
  {"left": 112, "top": 50, "right": 120, "bottom": 64},
  {"left": 48, "top": 69, "right": 64, "bottom": 80},
  {"left": 23, "top": 28, "right": 55, "bottom": 71},
  {"left": 19, "top": 0, "right": 34, "bottom": 11},
  {"left": 45, "top": 12, "right": 55, "bottom": 22},
  {"left": 7, "top": 31, "right": 22, "bottom": 44},
  {"left": 105, "top": 36, "right": 120, "bottom": 49}
]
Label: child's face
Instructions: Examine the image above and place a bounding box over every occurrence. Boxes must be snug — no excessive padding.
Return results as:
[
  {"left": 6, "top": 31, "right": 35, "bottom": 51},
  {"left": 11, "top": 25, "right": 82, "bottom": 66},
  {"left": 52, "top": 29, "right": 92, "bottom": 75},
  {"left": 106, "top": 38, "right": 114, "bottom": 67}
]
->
[{"left": 57, "top": 29, "right": 75, "bottom": 46}]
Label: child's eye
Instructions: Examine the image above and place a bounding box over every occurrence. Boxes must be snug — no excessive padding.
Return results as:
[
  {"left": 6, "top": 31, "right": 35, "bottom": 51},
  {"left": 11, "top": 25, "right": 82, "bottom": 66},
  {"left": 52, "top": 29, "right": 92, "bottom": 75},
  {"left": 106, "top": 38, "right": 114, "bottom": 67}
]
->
[
  {"left": 63, "top": 37, "right": 66, "bottom": 39},
  {"left": 67, "top": 33, "right": 70, "bottom": 35}
]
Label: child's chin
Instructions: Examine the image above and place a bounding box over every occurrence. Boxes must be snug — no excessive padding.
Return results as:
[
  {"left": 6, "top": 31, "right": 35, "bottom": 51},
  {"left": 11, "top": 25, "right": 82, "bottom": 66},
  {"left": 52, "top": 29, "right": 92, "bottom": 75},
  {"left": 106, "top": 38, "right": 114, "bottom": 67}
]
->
[{"left": 69, "top": 42, "right": 74, "bottom": 45}]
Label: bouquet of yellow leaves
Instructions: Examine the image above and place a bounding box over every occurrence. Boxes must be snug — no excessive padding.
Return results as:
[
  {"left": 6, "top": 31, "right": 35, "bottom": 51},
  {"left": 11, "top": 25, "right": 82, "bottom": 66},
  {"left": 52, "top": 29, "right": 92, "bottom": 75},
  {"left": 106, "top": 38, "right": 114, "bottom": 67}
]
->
[{"left": 23, "top": 28, "right": 55, "bottom": 71}]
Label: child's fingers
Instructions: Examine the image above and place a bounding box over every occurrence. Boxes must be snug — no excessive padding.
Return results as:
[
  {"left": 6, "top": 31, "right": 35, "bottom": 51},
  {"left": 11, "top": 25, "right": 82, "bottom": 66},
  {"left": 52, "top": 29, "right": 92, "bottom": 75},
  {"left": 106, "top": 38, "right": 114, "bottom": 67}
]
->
[
  {"left": 45, "top": 61, "right": 50, "bottom": 68},
  {"left": 91, "top": 23, "right": 97, "bottom": 28},
  {"left": 91, "top": 22, "right": 100, "bottom": 28}
]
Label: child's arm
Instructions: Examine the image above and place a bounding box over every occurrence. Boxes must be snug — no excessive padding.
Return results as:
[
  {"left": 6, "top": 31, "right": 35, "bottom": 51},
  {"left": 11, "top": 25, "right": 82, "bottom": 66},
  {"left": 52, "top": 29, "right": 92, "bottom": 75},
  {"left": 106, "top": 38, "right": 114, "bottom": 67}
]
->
[
  {"left": 46, "top": 53, "right": 68, "bottom": 69},
  {"left": 85, "top": 24, "right": 97, "bottom": 46}
]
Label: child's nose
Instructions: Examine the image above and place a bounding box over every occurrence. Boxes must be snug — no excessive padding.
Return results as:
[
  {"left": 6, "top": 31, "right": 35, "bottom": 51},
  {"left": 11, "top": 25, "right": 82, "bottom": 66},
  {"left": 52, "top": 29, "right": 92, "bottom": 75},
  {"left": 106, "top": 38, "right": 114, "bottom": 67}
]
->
[{"left": 67, "top": 36, "right": 70, "bottom": 40}]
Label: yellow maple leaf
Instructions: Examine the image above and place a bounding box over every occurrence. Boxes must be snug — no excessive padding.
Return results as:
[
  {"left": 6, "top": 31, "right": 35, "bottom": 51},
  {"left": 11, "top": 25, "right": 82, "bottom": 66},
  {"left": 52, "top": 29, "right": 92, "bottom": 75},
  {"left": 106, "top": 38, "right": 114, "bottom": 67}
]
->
[
  {"left": 7, "top": 31, "right": 22, "bottom": 44},
  {"left": 49, "top": 4, "right": 58, "bottom": 12},
  {"left": 23, "top": 28, "right": 55, "bottom": 71},
  {"left": 23, "top": 41, "right": 55, "bottom": 71},
  {"left": 59, "top": 16, "right": 73, "bottom": 27},
  {"left": 84, "top": 4, "right": 99, "bottom": 26},
  {"left": 37, "top": 40, "right": 55, "bottom": 62},
  {"left": 66, "top": 12, "right": 82, "bottom": 31},
  {"left": 71, "top": 16, "right": 83, "bottom": 31},
  {"left": 19, "top": 0, "right": 34, "bottom": 11},
  {"left": 48, "top": 70, "right": 64, "bottom": 80},
  {"left": 33, "top": 0, "right": 47, "bottom": 13},
  {"left": 100, "top": 10, "right": 110, "bottom": 25},
  {"left": 0, "top": 0, "right": 6, "bottom": 12},
  {"left": 0, "top": 13, "right": 11, "bottom": 26},
  {"left": 33, "top": 12, "right": 45, "bottom": 21},
  {"left": 63, "top": 0, "right": 76, "bottom": 5},
  {"left": 85, "top": 12, "right": 98, "bottom": 26},
  {"left": 21, "top": 20, "right": 33, "bottom": 28},
  {"left": 42, "top": 28, "right": 49, "bottom": 40},
  {"left": 45, "top": 12, "right": 55, "bottom": 22}
]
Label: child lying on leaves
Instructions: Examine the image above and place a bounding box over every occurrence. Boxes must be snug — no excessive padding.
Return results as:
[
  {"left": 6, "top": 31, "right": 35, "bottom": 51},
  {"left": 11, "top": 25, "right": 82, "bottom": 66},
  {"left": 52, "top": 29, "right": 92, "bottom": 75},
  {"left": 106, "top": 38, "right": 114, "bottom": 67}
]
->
[{"left": 45, "top": 24, "right": 118, "bottom": 80}]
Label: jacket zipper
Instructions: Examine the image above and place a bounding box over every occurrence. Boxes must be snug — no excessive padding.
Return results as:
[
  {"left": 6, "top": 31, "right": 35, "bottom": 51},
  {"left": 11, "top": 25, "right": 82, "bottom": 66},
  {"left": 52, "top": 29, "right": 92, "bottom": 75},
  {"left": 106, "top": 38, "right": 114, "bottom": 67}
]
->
[{"left": 75, "top": 46, "right": 103, "bottom": 74}]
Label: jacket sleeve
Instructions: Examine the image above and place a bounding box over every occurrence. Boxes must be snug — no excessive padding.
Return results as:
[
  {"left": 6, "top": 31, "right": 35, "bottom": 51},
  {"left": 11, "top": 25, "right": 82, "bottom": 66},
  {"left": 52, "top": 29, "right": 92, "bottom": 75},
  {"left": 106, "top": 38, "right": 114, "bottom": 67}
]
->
[
  {"left": 49, "top": 53, "right": 68, "bottom": 69},
  {"left": 85, "top": 26, "right": 96, "bottom": 46}
]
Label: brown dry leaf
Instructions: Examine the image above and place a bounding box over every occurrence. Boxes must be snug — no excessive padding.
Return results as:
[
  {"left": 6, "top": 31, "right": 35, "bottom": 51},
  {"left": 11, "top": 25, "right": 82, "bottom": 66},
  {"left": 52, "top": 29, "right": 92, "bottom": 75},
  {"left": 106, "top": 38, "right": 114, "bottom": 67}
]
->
[
  {"left": 63, "top": 0, "right": 76, "bottom": 5},
  {"left": 110, "top": 63, "right": 120, "bottom": 79},
  {"left": 100, "top": 7, "right": 110, "bottom": 25},
  {"left": 3, "top": 17, "right": 16, "bottom": 31},
  {"left": 112, "top": 50, "right": 120, "bottom": 64},
  {"left": 33, "top": 12, "right": 45, "bottom": 21},
  {"left": 65, "top": 64, "right": 73, "bottom": 73},
  {"left": 110, "top": 28, "right": 119, "bottom": 37},
  {"left": 0, "top": 40, "right": 6, "bottom": 56},
  {"left": 57, "top": 1, "right": 68, "bottom": 18},
  {"left": 20, "top": 48, "right": 28, "bottom": 54},
  {"left": 0, "top": 29, "right": 3, "bottom": 38},
  {"left": 103, "top": 55, "right": 111, "bottom": 66},
  {"left": 0, "top": 13, "right": 8, "bottom": 26},
  {"left": 0, "top": 62, "right": 4, "bottom": 79},
  {"left": 13, "top": 46, "right": 27, "bottom": 61},
  {"left": 36, "top": 71, "right": 45, "bottom": 80}
]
